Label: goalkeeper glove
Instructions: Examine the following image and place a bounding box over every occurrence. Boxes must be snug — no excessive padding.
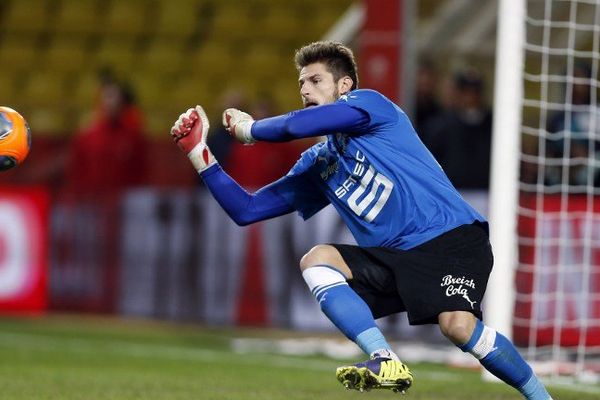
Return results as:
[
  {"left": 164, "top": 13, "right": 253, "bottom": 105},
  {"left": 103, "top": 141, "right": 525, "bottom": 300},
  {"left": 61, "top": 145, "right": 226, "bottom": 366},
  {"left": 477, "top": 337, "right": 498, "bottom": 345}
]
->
[
  {"left": 170, "top": 105, "right": 216, "bottom": 173},
  {"left": 222, "top": 108, "right": 256, "bottom": 144}
]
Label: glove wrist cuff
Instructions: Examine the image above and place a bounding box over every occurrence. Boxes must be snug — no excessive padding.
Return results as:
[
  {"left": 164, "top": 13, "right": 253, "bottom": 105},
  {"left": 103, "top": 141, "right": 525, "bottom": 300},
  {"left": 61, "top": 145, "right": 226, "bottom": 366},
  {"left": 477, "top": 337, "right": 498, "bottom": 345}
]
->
[
  {"left": 188, "top": 142, "right": 216, "bottom": 173},
  {"left": 238, "top": 120, "right": 256, "bottom": 144}
]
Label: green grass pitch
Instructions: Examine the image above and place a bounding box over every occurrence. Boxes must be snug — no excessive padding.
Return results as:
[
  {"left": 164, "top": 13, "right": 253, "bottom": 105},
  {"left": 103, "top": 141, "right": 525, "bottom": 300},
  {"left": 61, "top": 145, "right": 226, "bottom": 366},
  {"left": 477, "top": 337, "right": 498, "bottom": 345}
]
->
[{"left": 0, "top": 315, "right": 596, "bottom": 399}]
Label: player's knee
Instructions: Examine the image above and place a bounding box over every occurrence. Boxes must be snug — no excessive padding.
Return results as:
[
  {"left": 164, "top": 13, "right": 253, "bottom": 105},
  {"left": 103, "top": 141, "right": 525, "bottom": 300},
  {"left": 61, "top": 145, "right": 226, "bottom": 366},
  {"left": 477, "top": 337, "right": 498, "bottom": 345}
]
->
[
  {"left": 299, "top": 245, "right": 337, "bottom": 271},
  {"left": 299, "top": 244, "right": 353, "bottom": 279},
  {"left": 438, "top": 311, "right": 476, "bottom": 345}
]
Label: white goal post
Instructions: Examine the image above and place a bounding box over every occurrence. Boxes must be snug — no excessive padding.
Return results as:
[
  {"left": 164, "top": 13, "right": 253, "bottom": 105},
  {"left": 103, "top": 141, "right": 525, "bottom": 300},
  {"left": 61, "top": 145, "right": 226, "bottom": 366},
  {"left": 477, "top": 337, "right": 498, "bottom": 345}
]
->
[
  {"left": 487, "top": 0, "right": 525, "bottom": 340},
  {"left": 489, "top": 0, "right": 600, "bottom": 385}
]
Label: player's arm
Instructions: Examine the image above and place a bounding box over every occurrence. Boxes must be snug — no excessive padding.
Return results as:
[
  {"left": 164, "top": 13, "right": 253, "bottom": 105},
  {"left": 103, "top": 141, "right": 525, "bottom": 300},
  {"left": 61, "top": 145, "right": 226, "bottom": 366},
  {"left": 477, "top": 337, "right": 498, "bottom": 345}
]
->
[
  {"left": 201, "top": 165, "right": 295, "bottom": 225},
  {"left": 223, "top": 102, "right": 370, "bottom": 144},
  {"left": 170, "top": 106, "right": 294, "bottom": 226}
]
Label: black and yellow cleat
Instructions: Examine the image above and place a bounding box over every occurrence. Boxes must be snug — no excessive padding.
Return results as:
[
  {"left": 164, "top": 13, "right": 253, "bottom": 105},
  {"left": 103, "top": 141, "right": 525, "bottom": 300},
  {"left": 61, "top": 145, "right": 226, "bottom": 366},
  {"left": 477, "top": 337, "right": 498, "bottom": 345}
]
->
[{"left": 336, "top": 357, "right": 413, "bottom": 394}]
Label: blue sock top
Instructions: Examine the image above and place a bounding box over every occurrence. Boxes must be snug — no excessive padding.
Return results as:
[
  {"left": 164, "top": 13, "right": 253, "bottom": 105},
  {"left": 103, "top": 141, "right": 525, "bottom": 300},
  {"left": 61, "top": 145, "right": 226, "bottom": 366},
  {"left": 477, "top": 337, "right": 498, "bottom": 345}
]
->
[{"left": 459, "top": 319, "right": 484, "bottom": 352}]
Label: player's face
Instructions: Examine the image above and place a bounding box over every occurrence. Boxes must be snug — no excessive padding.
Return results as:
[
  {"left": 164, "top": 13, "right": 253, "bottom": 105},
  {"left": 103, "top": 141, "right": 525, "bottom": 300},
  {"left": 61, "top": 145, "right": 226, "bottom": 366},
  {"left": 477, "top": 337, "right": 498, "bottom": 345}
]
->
[{"left": 299, "top": 62, "right": 349, "bottom": 108}]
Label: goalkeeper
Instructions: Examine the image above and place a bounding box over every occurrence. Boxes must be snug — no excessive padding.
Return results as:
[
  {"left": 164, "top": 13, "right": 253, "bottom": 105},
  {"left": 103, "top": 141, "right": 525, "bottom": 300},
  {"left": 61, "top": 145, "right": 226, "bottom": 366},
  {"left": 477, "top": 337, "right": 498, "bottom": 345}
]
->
[{"left": 170, "top": 41, "right": 552, "bottom": 399}]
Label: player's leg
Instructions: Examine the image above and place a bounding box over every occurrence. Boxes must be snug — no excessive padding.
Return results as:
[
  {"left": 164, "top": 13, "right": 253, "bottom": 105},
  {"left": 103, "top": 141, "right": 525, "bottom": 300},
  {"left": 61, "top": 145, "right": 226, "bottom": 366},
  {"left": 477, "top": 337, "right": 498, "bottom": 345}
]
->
[
  {"left": 300, "top": 244, "right": 412, "bottom": 392},
  {"left": 301, "top": 244, "right": 393, "bottom": 357},
  {"left": 439, "top": 311, "right": 553, "bottom": 400}
]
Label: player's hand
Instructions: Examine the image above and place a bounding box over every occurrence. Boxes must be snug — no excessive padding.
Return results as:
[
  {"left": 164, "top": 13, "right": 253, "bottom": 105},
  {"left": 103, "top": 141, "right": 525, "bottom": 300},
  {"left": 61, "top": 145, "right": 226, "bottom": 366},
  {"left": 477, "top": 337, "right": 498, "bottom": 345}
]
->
[
  {"left": 170, "top": 105, "right": 216, "bottom": 172},
  {"left": 222, "top": 108, "right": 256, "bottom": 144}
]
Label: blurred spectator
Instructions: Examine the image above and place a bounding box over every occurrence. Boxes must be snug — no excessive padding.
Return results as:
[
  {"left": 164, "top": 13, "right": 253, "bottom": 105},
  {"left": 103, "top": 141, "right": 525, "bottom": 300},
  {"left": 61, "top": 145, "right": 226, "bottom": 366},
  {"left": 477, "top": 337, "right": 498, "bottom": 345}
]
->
[
  {"left": 546, "top": 63, "right": 600, "bottom": 187},
  {"left": 414, "top": 59, "right": 442, "bottom": 135},
  {"left": 66, "top": 75, "right": 147, "bottom": 192},
  {"left": 55, "top": 73, "right": 147, "bottom": 313},
  {"left": 421, "top": 68, "right": 493, "bottom": 189}
]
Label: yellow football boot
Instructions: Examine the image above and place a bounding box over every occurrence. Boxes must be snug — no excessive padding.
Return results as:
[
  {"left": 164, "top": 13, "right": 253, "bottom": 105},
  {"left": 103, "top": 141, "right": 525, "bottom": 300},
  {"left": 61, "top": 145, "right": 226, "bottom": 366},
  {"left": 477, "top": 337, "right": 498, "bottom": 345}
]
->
[{"left": 336, "top": 357, "right": 413, "bottom": 394}]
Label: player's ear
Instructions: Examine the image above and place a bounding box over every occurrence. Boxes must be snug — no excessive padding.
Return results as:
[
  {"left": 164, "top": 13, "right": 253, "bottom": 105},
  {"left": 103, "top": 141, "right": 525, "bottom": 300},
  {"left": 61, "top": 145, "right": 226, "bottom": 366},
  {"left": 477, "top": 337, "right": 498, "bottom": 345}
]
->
[{"left": 338, "top": 76, "right": 354, "bottom": 95}]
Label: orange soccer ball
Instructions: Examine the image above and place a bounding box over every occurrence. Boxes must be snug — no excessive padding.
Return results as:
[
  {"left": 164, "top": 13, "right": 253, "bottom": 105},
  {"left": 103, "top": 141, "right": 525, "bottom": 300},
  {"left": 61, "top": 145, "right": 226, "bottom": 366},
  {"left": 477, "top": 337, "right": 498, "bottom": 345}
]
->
[{"left": 0, "top": 106, "right": 31, "bottom": 171}]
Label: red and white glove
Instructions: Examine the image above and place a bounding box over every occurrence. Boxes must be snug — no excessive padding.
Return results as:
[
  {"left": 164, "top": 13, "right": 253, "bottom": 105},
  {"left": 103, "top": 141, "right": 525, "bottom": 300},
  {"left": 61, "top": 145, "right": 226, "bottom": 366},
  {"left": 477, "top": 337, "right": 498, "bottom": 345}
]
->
[
  {"left": 222, "top": 108, "right": 255, "bottom": 144},
  {"left": 170, "top": 105, "right": 216, "bottom": 173}
]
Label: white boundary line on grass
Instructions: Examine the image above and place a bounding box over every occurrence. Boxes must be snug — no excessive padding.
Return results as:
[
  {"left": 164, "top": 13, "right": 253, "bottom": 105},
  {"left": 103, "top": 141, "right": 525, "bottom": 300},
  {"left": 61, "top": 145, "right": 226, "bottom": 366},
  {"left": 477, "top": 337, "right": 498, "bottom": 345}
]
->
[{"left": 0, "top": 331, "right": 459, "bottom": 381}]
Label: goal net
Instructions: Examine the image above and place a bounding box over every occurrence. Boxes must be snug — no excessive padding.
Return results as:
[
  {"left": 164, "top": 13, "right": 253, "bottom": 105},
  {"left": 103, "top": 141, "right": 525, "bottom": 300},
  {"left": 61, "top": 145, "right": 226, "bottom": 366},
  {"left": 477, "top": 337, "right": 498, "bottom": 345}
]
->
[{"left": 490, "top": 0, "right": 600, "bottom": 384}]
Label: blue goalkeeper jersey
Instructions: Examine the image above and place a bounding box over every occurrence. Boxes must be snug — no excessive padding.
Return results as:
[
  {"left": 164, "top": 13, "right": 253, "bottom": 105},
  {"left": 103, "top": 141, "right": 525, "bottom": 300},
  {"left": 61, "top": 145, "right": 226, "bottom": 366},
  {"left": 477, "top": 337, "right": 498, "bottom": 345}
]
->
[{"left": 275, "top": 89, "right": 486, "bottom": 250}]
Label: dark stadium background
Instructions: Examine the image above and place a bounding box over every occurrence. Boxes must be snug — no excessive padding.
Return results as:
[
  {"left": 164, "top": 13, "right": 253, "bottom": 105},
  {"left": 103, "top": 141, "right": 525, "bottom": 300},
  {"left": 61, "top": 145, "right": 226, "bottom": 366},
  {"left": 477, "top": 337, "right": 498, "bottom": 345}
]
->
[{"left": 1, "top": 1, "right": 596, "bottom": 399}]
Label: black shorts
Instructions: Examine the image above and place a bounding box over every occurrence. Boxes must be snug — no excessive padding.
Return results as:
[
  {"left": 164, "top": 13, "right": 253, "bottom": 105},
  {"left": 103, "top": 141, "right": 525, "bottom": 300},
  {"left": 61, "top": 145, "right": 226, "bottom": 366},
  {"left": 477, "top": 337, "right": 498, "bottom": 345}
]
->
[{"left": 332, "top": 223, "right": 493, "bottom": 325}]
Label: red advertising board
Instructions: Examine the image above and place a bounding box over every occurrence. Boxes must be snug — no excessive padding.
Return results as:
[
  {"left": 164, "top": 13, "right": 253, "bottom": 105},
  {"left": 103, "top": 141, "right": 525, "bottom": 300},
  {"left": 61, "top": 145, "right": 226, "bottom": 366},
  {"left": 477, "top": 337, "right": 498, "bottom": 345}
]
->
[
  {"left": 0, "top": 187, "right": 49, "bottom": 313},
  {"left": 359, "top": 0, "right": 403, "bottom": 104},
  {"left": 515, "top": 193, "right": 600, "bottom": 346}
]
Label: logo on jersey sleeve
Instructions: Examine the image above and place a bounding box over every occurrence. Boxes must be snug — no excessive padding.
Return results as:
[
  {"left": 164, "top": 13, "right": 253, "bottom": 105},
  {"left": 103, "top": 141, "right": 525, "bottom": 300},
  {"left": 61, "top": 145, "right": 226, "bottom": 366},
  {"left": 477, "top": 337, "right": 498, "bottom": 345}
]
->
[
  {"left": 339, "top": 94, "right": 358, "bottom": 102},
  {"left": 333, "top": 150, "right": 393, "bottom": 222}
]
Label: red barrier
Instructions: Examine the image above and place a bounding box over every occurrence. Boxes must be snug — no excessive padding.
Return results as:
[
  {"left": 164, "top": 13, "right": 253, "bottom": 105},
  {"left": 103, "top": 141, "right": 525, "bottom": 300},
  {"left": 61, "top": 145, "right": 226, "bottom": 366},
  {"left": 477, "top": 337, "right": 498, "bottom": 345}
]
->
[
  {"left": 515, "top": 193, "right": 600, "bottom": 346},
  {"left": 0, "top": 187, "right": 49, "bottom": 314}
]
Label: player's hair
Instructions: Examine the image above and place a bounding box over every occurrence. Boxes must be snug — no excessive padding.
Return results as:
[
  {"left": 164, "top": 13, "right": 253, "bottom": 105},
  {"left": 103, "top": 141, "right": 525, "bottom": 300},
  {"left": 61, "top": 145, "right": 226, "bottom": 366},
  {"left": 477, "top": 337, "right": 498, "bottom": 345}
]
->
[{"left": 294, "top": 41, "right": 358, "bottom": 90}]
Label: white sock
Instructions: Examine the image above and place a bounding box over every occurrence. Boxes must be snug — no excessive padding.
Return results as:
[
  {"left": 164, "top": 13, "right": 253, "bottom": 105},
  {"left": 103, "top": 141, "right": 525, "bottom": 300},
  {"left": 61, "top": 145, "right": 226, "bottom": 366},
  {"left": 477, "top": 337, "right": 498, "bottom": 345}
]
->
[{"left": 370, "top": 348, "right": 400, "bottom": 361}]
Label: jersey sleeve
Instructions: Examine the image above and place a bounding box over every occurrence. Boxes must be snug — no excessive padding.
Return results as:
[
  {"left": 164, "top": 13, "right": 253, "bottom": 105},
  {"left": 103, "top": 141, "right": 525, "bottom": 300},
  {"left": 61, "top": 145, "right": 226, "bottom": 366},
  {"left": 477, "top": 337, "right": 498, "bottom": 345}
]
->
[
  {"left": 200, "top": 164, "right": 295, "bottom": 226},
  {"left": 250, "top": 102, "right": 370, "bottom": 141},
  {"left": 273, "top": 145, "right": 330, "bottom": 220},
  {"left": 338, "top": 89, "right": 400, "bottom": 131}
]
